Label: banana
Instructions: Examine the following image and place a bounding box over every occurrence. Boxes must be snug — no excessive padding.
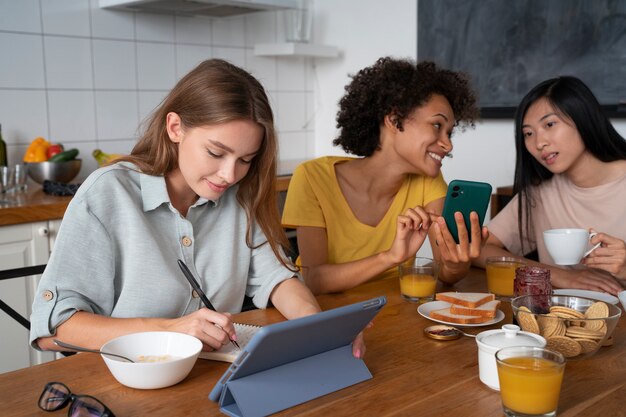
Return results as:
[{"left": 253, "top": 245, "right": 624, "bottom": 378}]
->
[{"left": 92, "top": 149, "right": 123, "bottom": 167}]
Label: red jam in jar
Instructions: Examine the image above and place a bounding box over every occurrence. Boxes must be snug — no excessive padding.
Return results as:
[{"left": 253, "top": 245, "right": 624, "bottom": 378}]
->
[{"left": 514, "top": 266, "right": 552, "bottom": 313}]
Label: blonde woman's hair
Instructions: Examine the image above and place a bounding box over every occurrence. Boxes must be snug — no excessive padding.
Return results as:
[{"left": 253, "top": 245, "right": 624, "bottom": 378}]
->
[{"left": 117, "top": 59, "right": 292, "bottom": 268}]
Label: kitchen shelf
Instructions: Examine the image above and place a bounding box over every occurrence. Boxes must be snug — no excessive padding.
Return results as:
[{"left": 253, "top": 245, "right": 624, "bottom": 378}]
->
[{"left": 254, "top": 42, "right": 339, "bottom": 58}]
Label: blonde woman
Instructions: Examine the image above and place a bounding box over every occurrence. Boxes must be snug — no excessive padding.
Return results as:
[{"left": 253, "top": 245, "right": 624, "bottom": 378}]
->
[{"left": 31, "top": 60, "right": 365, "bottom": 357}]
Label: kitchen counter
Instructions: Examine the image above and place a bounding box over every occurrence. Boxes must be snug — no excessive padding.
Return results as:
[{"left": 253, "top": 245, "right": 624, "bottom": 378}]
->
[
  {"left": 0, "top": 183, "right": 72, "bottom": 226},
  {"left": 0, "top": 160, "right": 305, "bottom": 227}
]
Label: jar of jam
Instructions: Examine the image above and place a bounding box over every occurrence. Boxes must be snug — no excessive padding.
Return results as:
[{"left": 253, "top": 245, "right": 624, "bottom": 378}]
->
[{"left": 514, "top": 266, "right": 552, "bottom": 313}]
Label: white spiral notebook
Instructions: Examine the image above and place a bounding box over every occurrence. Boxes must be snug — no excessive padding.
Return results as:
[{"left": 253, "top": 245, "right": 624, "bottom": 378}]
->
[{"left": 199, "top": 323, "right": 261, "bottom": 363}]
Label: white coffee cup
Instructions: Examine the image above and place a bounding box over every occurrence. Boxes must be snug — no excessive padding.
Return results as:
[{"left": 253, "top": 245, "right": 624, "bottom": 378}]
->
[
  {"left": 543, "top": 228, "right": 601, "bottom": 265},
  {"left": 618, "top": 290, "right": 626, "bottom": 311}
]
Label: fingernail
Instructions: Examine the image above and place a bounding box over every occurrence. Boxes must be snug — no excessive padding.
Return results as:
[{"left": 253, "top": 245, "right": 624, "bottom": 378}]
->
[{"left": 354, "top": 349, "right": 361, "bottom": 359}]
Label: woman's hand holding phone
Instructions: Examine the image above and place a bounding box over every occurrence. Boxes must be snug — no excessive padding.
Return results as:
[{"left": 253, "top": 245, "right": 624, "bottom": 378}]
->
[
  {"left": 433, "top": 211, "right": 489, "bottom": 273},
  {"left": 434, "top": 178, "right": 492, "bottom": 281}
]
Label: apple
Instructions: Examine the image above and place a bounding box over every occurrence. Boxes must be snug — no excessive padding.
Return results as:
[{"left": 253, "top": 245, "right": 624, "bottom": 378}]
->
[{"left": 47, "top": 143, "right": 64, "bottom": 159}]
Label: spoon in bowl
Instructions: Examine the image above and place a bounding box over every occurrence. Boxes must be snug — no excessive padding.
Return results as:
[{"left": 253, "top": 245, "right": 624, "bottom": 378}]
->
[{"left": 54, "top": 339, "right": 135, "bottom": 363}]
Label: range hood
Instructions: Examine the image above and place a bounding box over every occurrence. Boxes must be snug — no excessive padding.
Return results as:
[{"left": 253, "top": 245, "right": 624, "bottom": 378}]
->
[{"left": 99, "top": 0, "right": 298, "bottom": 17}]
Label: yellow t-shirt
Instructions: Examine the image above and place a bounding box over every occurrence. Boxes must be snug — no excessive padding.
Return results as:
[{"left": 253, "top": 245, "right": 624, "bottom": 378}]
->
[{"left": 282, "top": 156, "right": 448, "bottom": 280}]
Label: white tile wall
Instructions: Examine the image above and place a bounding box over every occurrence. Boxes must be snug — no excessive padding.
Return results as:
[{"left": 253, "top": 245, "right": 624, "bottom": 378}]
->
[
  {"left": 89, "top": 0, "right": 134, "bottom": 40},
  {"left": 41, "top": 0, "right": 91, "bottom": 37},
  {"left": 0, "top": 90, "right": 48, "bottom": 144},
  {"left": 135, "top": 13, "right": 174, "bottom": 42},
  {"left": 0, "top": 1, "right": 314, "bottom": 183},
  {"left": 0, "top": 33, "right": 45, "bottom": 88},
  {"left": 95, "top": 91, "right": 139, "bottom": 140},
  {"left": 276, "top": 91, "right": 307, "bottom": 131},
  {"left": 138, "top": 91, "right": 168, "bottom": 124},
  {"left": 212, "top": 16, "right": 245, "bottom": 46},
  {"left": 175, "top": 16, "right": 212, "bottom": 45},
  {"left": 244, "top": 12, "right": 276, "bottom": 46},
  {"left": 48, "top": 90, "right": 96, "bottom": 143},
  {"left": 245, "top": 50, "right": 277, "bottom": 91},
  {"left": 43, "top": 36, "right": 93, "bottom": 89},
  {"left": 136, "top": 42, "right": 176, "bottom": 89},
  {"left": 0, "top": 0, "right": 41, "bottom": 33},
  {"left": 175, "top": 44, "right": 212, "bottom": 77},
  {"left": 93, "top": 39, "right": 137, "bottom": 89}
]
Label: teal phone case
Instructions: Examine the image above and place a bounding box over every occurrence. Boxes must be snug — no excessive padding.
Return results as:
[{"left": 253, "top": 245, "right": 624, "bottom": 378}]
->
[{"left": 441, "top": 180, "right": 492, "bottom": 244}]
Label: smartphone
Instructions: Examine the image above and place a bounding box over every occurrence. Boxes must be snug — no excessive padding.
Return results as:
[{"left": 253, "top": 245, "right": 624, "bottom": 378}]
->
[{"left": 441, "top": 179, "right": 492, "bottom": 244}]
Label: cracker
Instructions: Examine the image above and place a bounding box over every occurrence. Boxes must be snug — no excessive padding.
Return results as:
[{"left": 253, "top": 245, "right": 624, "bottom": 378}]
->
[
  {"left": 585, "top": 302, "right": 609, "bottom": 319},
  {"left": 517, "top": 310, "right": 540, "bottom": 334},
  {"left": 546, "top": 336, "right": 582, "bottom": 358},
  {"left": 565, "top": 326, "right": 605, "bottom": 340},
  {"left": 538, "top": 315, "right": 565, "bottom": 338},
  {"left": 573, "top": 338, "right": 599, "bottom": 354},
  {"left": 583, "top": 318, "right": 606, "bottom": 332},
  {"left": 550, "top": 306, "right": 585, "bottom": 319}
]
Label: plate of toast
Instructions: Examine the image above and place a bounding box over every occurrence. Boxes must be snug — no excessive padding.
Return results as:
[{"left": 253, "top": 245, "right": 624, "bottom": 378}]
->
[{"left": 418, "top": 292, "right": 504, "bottom": 327}]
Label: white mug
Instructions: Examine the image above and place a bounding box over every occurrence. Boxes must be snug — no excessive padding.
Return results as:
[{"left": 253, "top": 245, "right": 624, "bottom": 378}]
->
[
  {"left": 543, "top": 228, "right": 601, "bottom": 265},
  {"left": 618, "top": 290, "right": 626, "bottom": 311}
]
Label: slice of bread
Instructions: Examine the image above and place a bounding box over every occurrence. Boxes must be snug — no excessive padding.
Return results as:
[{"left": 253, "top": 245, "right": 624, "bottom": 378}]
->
[
  {"left": 449, "top": 299, "right": 501, "bottom": 318},
  {"left": 435, "top": 292, "right": 495, "bottom": 308},
  {"left": 429, "top": 307, "right": 491, "bottom": 324}
]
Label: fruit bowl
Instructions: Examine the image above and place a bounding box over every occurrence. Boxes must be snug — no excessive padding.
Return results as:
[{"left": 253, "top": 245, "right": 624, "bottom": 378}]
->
[
  {"left": 511, "top": 295, "right": 621, "bottom": 360},
  {"left": 27, "top": 160, "right": 81, "bottom": 184}
]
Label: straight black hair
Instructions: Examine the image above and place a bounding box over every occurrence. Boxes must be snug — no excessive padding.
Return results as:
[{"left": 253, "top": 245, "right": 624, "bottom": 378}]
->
[{"left": 512, "top": 76, "right": 626, "bottom": 254}]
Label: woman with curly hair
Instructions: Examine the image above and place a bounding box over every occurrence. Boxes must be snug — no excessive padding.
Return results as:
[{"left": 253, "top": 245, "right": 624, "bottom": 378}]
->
[
  {"left": 475, "top": 76, "right": 626, "bottom": 294},
  {"left": 282, "top": 57, "right": 486, "bottom": 294}
]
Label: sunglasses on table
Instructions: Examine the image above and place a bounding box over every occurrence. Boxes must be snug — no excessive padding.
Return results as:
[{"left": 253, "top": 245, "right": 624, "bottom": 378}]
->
[{"left": 38, "top": 382, "right": 115, "bottom": 417}]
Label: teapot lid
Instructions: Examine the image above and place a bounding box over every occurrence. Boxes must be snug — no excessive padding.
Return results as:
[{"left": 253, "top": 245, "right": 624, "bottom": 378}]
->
[{"left": 479, "top": 324, "right": 544, "bottom": 348}]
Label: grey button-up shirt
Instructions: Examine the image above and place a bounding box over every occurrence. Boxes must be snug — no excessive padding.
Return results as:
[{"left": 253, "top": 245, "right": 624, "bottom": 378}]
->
[{"left": 30, "top": 163, "right": 296, "bottom": 347}]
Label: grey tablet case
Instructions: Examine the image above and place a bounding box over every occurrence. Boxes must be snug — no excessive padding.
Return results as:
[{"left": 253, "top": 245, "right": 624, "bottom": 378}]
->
[{"left": 208, "top": 296, "right": 387, "bottom": 417}]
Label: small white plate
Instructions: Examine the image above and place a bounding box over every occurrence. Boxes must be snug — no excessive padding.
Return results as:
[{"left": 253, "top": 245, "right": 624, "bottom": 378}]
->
[
  {"left": 417, "top": 301, "right": 505, "bottom": 327},
  {"left": 553, "top": 289, "right": 619, "bottom": 305}
]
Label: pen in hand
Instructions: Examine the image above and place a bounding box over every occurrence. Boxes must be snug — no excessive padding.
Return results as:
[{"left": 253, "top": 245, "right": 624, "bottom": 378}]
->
[{"left": 177, "top": 259, "right": 241, "bottom": 350}]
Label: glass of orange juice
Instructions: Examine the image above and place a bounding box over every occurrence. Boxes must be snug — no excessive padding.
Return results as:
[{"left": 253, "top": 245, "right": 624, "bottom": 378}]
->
[
  {"left": 398, "top": 257, "right": 438, "bottom": 303},
  {"left": 496, "top": 346, "right": 565, "bottom": 417},
  {"left": 486, "top": 256, "right": 523, "bottom": 299}
]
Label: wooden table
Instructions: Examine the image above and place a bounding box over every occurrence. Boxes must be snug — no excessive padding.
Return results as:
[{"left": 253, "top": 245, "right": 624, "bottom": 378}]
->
[{"left": 1, "top": 269, "right": 624, "bottom": 417}]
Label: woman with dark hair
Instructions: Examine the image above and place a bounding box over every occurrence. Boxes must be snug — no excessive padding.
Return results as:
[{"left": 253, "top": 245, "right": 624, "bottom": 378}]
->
[
  {"left": 282, "top": 57, "right": 486, "bottom": 294},
  {"left": 476, "top": 76, "right": 626, "bottom": 294},
  {"left": 29, "top": 60, "right": 368, "bottom": 356}
]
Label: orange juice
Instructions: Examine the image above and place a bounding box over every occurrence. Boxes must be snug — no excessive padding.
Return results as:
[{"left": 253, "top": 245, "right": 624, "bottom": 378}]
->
[
  {"left": 400, "top": 273, "right": 436, "bottom": 298},
  {"left": 486, "top": 261, "right": 519, "bottom": 297},
  {"left": 497, "top": 357, "right": 564, "bottom": 415}
]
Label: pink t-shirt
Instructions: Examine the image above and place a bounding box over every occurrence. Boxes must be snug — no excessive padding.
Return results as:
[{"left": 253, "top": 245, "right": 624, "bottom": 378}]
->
[{"left": 487, "top": 173, "right": 626, "bottom": 265}]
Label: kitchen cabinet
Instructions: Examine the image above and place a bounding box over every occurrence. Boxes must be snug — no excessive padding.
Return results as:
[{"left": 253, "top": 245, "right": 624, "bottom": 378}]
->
[{"left": 0, "top": 220, "right": 61, "bottom": 374}]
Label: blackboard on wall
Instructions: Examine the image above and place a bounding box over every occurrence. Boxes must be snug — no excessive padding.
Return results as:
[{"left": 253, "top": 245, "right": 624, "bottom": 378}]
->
[{"left": 418, "top": 0, "right": 626, "bottom": 118}]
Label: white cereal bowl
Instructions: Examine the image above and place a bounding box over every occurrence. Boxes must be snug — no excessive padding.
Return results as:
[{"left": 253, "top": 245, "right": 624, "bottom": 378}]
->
[{"left": 101, "top": 331, "right": 202, "bottom": 390}]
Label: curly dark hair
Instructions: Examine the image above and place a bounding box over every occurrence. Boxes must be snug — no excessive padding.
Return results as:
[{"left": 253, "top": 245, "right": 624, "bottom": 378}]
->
[{"left": 333, "top": 57, "right": 479, "bottom": 156}]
